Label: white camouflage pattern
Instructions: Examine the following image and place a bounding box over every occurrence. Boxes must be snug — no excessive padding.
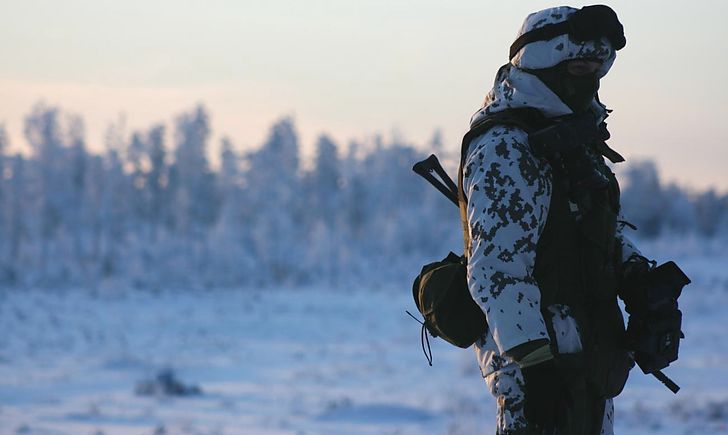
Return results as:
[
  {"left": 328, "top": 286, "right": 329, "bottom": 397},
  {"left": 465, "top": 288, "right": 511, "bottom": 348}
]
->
[
  {"left": 466, "top": 124, "right": 552, "bottom": 359},
  {"left": 465, "top": 5, "right": 638, "bottom": 433}
]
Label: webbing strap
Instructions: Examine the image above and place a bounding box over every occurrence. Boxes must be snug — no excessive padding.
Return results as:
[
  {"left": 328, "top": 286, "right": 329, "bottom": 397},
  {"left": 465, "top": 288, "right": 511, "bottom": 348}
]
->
[{"left": 509, "top": 21, "right": 571, "bottom": 60}]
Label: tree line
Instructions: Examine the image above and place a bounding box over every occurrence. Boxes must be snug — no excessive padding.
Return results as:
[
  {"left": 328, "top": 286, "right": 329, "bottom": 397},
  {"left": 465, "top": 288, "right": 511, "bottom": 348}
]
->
[{"left": 0, "top": 103, "right": 724, "bottom": 289}]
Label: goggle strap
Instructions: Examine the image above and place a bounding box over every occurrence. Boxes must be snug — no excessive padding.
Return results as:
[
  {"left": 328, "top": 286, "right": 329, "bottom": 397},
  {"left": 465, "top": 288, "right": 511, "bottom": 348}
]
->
[{"left": 509, "top": 21, "right": 571, "bottom": 60}]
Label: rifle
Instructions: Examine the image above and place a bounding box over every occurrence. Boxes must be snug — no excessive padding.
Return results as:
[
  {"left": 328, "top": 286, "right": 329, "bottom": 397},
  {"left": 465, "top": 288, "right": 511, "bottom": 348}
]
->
[{"left": 412, "top": 154, "right": 458, "bottom": 207}]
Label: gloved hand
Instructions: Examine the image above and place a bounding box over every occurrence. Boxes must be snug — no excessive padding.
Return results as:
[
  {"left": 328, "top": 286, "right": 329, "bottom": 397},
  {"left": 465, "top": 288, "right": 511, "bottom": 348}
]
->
[{"left": 521, "top": 358, "right": 567, "bottom": 431}]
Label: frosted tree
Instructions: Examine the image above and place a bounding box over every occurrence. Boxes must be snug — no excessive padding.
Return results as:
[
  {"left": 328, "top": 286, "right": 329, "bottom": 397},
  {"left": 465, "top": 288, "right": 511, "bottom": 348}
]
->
[
  {"left": 66, "top": 115, "right": 89, "bottom": 274},
  {"left": 3, "top": 155, "right": 26, "bottom": 285},
  {"left": 693, "top": 190, "right": 726, "bottom": 237},
  {"left": 173, "top": 105, "right": 218, "bottom": 235},
  {"left": 365, "top": 140, "right": 429, "bottom": 256},
  {"left": 127, "top": 131, "right": 147, "bottom": 223},
  {"left": 341, "top": 140, "right": 369, "bottom": 239},
  {"left": 24, "top": 103, "right": 71, "bottom": 278},
  {"left": 83, "top": 153, "right": 107, "bottom": 281},
  {"left": 125, "top": 123, "right": 170, "bottom": 238},
  {"left": 208, "top": 136, "right": 256, "bottom": 285},
  {"left": 146, "top": 125, "right": 168, "bottom": 238},
  {"left": 303, "top": 134, "right": 342, "bottom": 284},
  {"left": 310, "top": 134, "right": 340, "bottom": 223},
  {"left": 243, "top": 117, "right": 302, "bottom": 284},
  {"left": 662, "top": 184, "right": 696, "bottom": 234},
  {"left": 95, "top": 119, "right": 132, "bottom": 279},
  {"left": 620, "top": 161, "right": 666, "bottom": 238},
  {"left": 169, "top": 105, "right": 219, "bottom": 280},
  {"left": 216, "top": 136, "right": 242, "bottom": 226},
  {"left": 24, "top": 104, "right": 61, "bottom": 246},
  {"left": 219, "top": 136, "right": 239, "bottom": 189}
]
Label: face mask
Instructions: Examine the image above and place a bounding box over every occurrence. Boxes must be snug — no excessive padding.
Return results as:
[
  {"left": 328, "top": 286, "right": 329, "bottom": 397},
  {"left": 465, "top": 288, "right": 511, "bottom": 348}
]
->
[{"left": 533, "top": 63, "right": 600, "bottom": 113}]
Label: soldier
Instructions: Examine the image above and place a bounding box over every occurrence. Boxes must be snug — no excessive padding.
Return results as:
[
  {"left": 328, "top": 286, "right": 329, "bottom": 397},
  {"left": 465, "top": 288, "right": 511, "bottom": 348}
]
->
[{"left": 460, "top": 5, "right": 651, "bottom": 434}]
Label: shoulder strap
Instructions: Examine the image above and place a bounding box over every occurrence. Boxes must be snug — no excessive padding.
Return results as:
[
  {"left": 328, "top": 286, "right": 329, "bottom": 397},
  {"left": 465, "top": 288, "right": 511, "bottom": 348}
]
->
[{"left": 457, "top": 108, "right": 550, "bottom": 258}]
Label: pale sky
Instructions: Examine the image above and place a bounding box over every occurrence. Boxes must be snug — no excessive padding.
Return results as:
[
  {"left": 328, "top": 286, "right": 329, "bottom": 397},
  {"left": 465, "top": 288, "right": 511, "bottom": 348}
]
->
[{"left": 1, "top": 0, "right": 726, "bottom": 191}]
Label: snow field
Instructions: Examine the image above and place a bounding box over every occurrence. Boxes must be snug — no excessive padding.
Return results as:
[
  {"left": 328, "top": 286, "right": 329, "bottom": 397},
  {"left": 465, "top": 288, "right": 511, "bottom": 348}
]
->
[{"left": 0, "top": 240, "right": 727, "bottom": 434}]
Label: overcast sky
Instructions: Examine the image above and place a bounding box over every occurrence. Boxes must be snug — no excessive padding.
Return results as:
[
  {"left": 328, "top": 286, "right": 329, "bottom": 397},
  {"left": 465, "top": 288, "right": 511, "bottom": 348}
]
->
[{"left": 1, "top": 0, "right": 726, "bottom": 191}]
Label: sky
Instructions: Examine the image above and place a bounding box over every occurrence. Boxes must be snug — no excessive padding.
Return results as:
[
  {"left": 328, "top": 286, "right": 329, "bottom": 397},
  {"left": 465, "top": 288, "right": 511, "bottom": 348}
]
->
[{"left": 1, "top": 0, "right": 726, "bottom": 191}]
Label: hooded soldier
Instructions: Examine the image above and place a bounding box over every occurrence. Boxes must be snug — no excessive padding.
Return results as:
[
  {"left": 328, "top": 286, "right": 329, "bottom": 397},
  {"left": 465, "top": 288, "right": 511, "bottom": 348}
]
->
[{"left": 460, "top": 5, "right": 651, "bottom": 434}]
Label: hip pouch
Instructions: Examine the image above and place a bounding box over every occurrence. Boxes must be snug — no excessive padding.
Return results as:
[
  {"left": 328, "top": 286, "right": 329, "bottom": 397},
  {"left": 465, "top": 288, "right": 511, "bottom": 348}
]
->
[{"left": 412, "top": 252, "right": 487, "bottom": 348}]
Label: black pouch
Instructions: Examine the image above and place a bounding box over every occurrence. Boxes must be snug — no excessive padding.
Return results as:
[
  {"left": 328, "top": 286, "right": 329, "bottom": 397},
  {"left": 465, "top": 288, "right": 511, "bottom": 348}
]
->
[
  {"left": 412, "top": 252, "right": 487, "bottom": 348},
  {"left": 627, "top": 309, "right": 682, "bottom": 374},
  {"left": 599, "top": 347, "right": 634, "bottom": 398},
  {"left": 624, "top": 261, "right": 690, "bottom": 374},
  {"left": 587, "top": 303, "right": 635, "bottom": 398}
]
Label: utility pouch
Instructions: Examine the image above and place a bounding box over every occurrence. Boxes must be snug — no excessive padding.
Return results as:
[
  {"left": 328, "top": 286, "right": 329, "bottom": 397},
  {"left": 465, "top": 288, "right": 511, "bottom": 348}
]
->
[
  {"left": 597, "top": 346, "right": 634, "bottom": 398},
  {"left": 624, "top": 261, "right": 690, "bottom": 374},
  {"left": 412, "top": 252, "right": 487, "bottom": 348},
  {"left": 627, "top": 309, "right": 682, "bottom": 374},
  {"left": 586, "top": 303, "right": 635, "bottom": 398}
]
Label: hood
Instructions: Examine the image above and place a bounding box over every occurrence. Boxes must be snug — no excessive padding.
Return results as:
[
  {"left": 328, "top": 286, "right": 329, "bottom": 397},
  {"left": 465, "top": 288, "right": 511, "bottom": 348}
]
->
[
  {"left": 471, "top": 6, "right": 619, "bottom": 128},
  {"left": 511, "top": 6, "right": 617, "bottom": 78}
]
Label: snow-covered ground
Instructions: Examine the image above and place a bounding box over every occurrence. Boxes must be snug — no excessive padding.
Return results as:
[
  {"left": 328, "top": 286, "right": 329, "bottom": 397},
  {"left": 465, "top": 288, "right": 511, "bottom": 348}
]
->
[{"left": 1, "top": 238, "right": 727, "bottom": 434}]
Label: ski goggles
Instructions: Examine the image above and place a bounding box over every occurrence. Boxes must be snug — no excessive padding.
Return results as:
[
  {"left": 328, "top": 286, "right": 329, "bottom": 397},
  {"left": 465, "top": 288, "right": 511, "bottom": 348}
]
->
[{"left": 509, "top": 5, "right": 626, "bottom": 60}]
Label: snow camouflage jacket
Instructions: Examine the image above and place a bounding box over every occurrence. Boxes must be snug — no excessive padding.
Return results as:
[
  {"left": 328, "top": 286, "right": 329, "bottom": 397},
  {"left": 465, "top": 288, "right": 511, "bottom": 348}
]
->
[{"left": 463, "top": 6, "right": 642, "bottom": 380}]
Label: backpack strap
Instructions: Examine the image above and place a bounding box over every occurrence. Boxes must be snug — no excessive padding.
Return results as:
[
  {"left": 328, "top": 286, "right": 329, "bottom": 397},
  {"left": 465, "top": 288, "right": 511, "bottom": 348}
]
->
[{"left": 457, "top": 108, "right": 550, "bottom": 259}]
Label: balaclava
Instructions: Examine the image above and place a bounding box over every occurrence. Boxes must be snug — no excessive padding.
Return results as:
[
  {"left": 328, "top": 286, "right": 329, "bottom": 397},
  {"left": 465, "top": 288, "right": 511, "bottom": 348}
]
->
[{"left": 530, "top": 61, "right": 601, "bottom": 113}]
